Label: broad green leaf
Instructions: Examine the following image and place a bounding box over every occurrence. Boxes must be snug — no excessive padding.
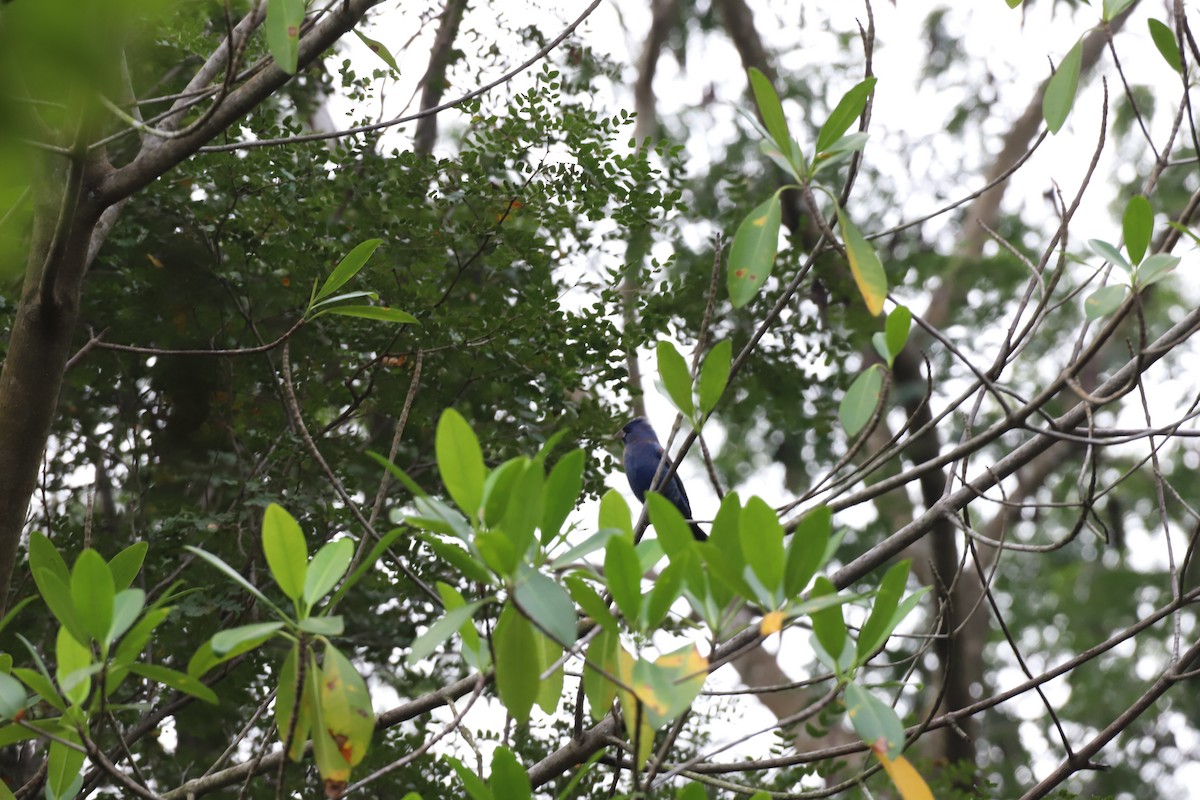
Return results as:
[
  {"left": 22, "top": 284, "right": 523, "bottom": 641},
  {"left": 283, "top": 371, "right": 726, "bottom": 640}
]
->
[
  {"left": 646, "top": 493, "right": 695, "bottom": 561},
  {"left": 1084, "top": 284, "right": 1128, "bottom": 319},
  {"left": 636, "top": 645, "right": 708, "bottom": 728},
  {"left": 107, "top": 588, "right": 145, "bottom": 647},
  {"left": 1135, "top": 253, "right": 1179, "bottom": 288},
  {"left": 129, "top": 663, "right": 218, "bottom": 704},
  {"left": 819, "top": 131, "right": 870, "bottom": 158},
  {"left": 421, "top": 535, "right": 493, "bottom": 584},
  {"left": 698, "top": 339, "right": 733, "bottom": 414},
  {"left": 533, "top": 634, "right": 564, "bottom": 714},
  {"left": 437, "top": 408, "right": 486, "bottom": 521},
  {"left": 784, "top": 504, "right": 831, "bottom": 597},
  {"left": 856, "top": 560, "right": 910, "bottom": 662},
  {"left": 448, "top": 756, "right": 495, "bottom": 800},
  {"left": 834, "top": 205, "right": 887, "bottom": 315},
  {"left": 493, "top": 602, "right": 539, "bottom": 721},
  {"left": 1043, "top": 38, "right": 1083, "bottom": 134},
  {"left": 1123, "top": 195, "right": 1153, "bottom": 265},
  {"left": 13, "top": 667, "right": 63, "bottom": 712},
  {"left": 185, "top": 546, "right": 287, "bottom": 625},
  {"left": 34, "top": 568, "right": 90, "bottom": 647},
  {"left": 46, "top": 731, "right": 85, "bottom": 800},
  {"left": 809, "top": 577, "right": 846, "bottom": 669},
  {"left": 564, "top": 574, "right": 618, "bottom": 631},
  {"left": 29, "top": 532, "right": 70, "bottom": 587},
  {"left": 502, "top": 459, "right": 544, "bottom": 559},
  {"left": 551, "top": 529, "right": 618, "bottom": 569},
  {"left": 740, "top": 497, "right": 785, "bottom": 601},
  {"left": 760, "top": 139, "right": 802, "bottom": 181},
  {"left": 885, "top": 305, "right": 912, "bottom": 360},
  {"left": 304, "top": 538, "right": 355, "bottom": 606},
  {"left": 541, "top": 449, "right": 585, "bottom": 543},
  {"left": 656, "top": 340, "right": 695, "bottom": 417},
  {"left": 114, "top": 607, "right": 171, "bottom": 669},
  {"left": 408, "top": 600, "right": 486, "bottom": 664},
  {"left": 411, "top": 496, "right": 473, "bottom": 540},
  {"left": 0, "top": 672, "right": 25, "bottom": 719},
  {"left": 353, "top": 29, "right": 400, "bottom": 74},
  {"left": 212, "top": 622, "right": 286, "bottom": 655},
  {"left": 276, "top": 644, "right": 312, "bottom": 760},
  {"left": 1005, "top": 0, "right": 1023, "bottom": 8},
  {"left": 747, "top": 68, "right": 791, "bottom": 155},
  {"left": 845, "top": 681, "right": 906, "bottom": 759},
  {"left": 1102, "top": 0, "right": 1135, "bottom": 21},
  {"left": 262, "top": 503, "right": 308, "bottom": 604},
  {"left": 643, "top": 559, "right": 685, "bottom": 629},
  {"left": 265, "top": 0, "right": 305, "bottom": 75},
  {"left": 603, "top": 536, "right": 643, "bottom": 626},
  {"left": 490, "top": 746, "right": 533, "bottom": 800},
  {"left": 327, "top": 526, "right": 408, "bottom": 608},
  {"left": 514, "top": 570, "right": 577, "bottom": 646},
  {"left": 1088, "top": 238, "right": 1131, "bottom": 271},
  {"left": 108, "top": 541, "right": 148, "bottom": 591},
  {"left": 728, "top": 195, "right": 782, "bottom": 308},
  {"left": 815, "top": 77, "right": 877, "bottom": 155},
  {"left": 483, "top": 457, "right": 525, "bottom": 527},
  {"left": 584, "top": 628, "right": 619, "bottom": 720},
  {"left": 840, "top": 364, "right": 884, "bottom": 437},
  {"left": 70, "top": 549, "right": 114, "bottom": 644},
  {"left": 319, "top": 643, "right": 373, "bottom": 766},
  {"left": 316, "top": 304, "right": 419, "bottom": 324},
  {"left": 1149, "top": 19, "right": 1183, "bottom": 73},
  {"left": 598, "top": 489, "right": 633, "bottom": 541},
  {"left": 437, "top": 583, "right": 487, "bottom": 670}
]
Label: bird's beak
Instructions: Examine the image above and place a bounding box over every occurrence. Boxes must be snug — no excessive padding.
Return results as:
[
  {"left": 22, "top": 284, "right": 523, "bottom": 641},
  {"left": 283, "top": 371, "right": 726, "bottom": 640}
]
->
[{"left": 613, "top": 427, "right": 626, "bottom": 441}]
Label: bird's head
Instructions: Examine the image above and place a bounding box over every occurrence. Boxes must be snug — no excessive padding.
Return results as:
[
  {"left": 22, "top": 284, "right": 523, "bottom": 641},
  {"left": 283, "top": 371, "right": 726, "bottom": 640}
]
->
[{"left": 615, "top": 416, "right": 659, "bottom": 445}]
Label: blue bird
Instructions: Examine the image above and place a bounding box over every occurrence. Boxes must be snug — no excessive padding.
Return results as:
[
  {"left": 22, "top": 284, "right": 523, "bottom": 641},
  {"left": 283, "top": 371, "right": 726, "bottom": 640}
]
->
[{"left": 616, "top": 417, "right": 707, "bottom": 540}]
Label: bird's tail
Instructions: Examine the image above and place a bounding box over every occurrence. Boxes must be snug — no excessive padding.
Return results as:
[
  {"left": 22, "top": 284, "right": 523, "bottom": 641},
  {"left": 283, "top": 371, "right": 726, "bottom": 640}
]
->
[{"left": 689, "top": 521, "right": 708, "bottom": 541}]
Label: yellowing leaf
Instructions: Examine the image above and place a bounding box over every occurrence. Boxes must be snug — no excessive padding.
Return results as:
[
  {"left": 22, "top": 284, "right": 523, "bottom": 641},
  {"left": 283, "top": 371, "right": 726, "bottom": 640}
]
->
[
  {"left": 873, "top": 749, "right": 934, "bottom": 800},
  {"left": 834, "top": 206, "right": 887, "bottom": 315},
  {"left": 760, "top": 610, "right": 785, "bottom": 636}
]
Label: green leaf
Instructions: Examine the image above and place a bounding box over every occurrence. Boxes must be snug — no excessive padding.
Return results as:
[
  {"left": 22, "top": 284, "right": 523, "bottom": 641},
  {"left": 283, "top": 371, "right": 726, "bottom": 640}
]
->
[
  {"left": 565, "top": 574, "right": 618, "bottom": 631},
  {"left": 541, "top": 449, "right": 585, "bottom": 544},
  {"left": 70, "top": 549, "right": 115, "bottom": 644},
  {"left": 728, "top": 195, "right": 782, "bottom": 308},
  {"left": 212, "top": 622, "right": 286, "bottom": 655},
  {"left": 698, "top": 339, "right": 733, "bottom": 415},
  {"left": 604, "top": 536, "right": 643, "bottom": 627},
  {"left": 0, "top": 672, "right": 26, "bottom": 720},
  {"left": 500, "top": 459, "right": 543, "bottom": 560},
  {"left": 184, "top": 546, "right": 291, "bottom": 623},
  {"left": 1084, "top": 284, "right": 1128, "bottom": 319},
  {"left": 834, "top": 205, "right": 887, "bottom": 316},
  {"left": 784, "top": 505, "right": 831, "bottom": 598},
  {"left": 1149, "top": 19, "right": 1183, "bottom": 73},
  {"left": 304, "top": 538, "right": 354, "bottom": 606},
  {"left": 411, "top": 496, "right": 473, "bottom": 540},
  {"left": 583, "top": 628, "right": 619, "bottom": 720},
  {"left": 29, "top": 532, "right": 70, "bottom": 589},
  {"left": 1123, "top": 195, "right": 1153, "bottom": 265},
  {"left": 437, "top": 583, "right": 487, "bottom": 670},
  {"left": 809, "top": 577, "right": 846, "bottom": 670},
  {"left": 327, "top": 527, "right": 407, "bottom": 608},
  {"left": 643, "top": 559, "right": 685, "bottom": 630},
  {"left": 129, "top": 663, "right": 218, "bottom": 704},
  {"left": 437, "top": 408, "right": 486, "bottom": 521},
  {"left": 845, "top": 681, "right": 905, "bottom": 759},
  {"left": 46, "top": 731, "right": 85, "bottom": 800},
  {"left": 514, "top": 570, "right": 577, "bottom": 646},
  {"left": 276, "top": 644, "right": 312, "bottom": 761},
  {"left": 840, "top": 365, "right": 884, "bottom": 437},
  {"left": 534, "top": 634, "right": 564, "bottom": 714},
  {"left": 108, "top": 541, "right": 148, "bottom": 591},
  {"left": 493, "top": 602, "right": 539, "bottom": 721},
  {"left": 35, "top": 568, "right": 89, "bottom": 646},
  {"left": 107, "top": 588, "right": 145, "bottom": 646},
  {"left": 815, "top": 77, "right": 877, "bottom": 155},
  {"left": 316, "top": 304, "right": 419, "bottom": 324},
  {"left": 1043, "top": 38, "right": 1083, "bottom": 134},
  {"left": 408, "top": 600, "right": 486, "bottom": 664},
  {"left": 656, "top": 340, "right": 695, "bottom": 417},
  {"left": 353, "top": 29, "right": 400, "bottom": 74},
  {"left": 55, "top": 625, "right": 93, "bottom": 707},
  {"left": 598, "top": 489, "right": 633, "bottom": 541},
  {"left": 489, "top": 746, "right": 533, "bottom": 800},
  {"left": 1088, "top": 238, "right": 1131, "bottom": 271},
  {"left": 740, "top": 497, "right": 785, "bottom": 602},
  {"left": 856, "top": 560, "right": 910, "bottom": 662},
  {"left": 1135, "top": 253, "right": 1179, "bottom": 288},
  {"left": 884, "top": 305, "right": 911, "bottom": 361},
  {"left": 422, "top": 535, "right": 494, "bottom": 584},
  {"left": 551, "top": 529, "right": 618, "bottom": 569},
  {"left": 265, "top": 0, "right": 305, "bottom": 75},
  {"left": 114, "top": 607, "right": 171, "bottom": 668},
  {"left": 12, "top": 667, "right": 63, "bottom": 712},
  {"left": 483, "top": 457, "right": 525, "bottom": 528},
  {"left": 646, "top": 493, "right": 696, "bottom": 561},
  {"left": 448, "top": 756, "right": 495, "bottom": 800},
  {"left": 262, "top": 503, "right": 308, "bottom": 605},
  {"left": 1102, "top": 0, "right": 1135, "bottom": 21},
  {"left": 747, "top": 68, "right": 791, "bottom": 155}
]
